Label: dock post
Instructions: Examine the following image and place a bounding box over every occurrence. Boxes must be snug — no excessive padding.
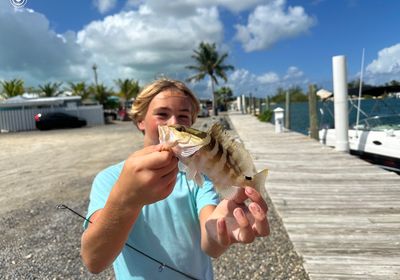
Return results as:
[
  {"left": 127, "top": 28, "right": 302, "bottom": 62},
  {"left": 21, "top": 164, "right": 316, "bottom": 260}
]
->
[
  {"left": 308, "top": 84, "right": 319, "bottom": 140},
  {"left": 241, "top": 95, "right": 247, "bottom": 114},
  {"left": 273, "top": 107, "right": 285, "bottom": 133},
  {"left": 237, "top": 96, "right": 242, "bottom": 113},
  {"left": 285, "top": 90, "right": 291, "bottom": 129},
  {"left": 332, "top": 55, "right": 349, "bottom": 152}
]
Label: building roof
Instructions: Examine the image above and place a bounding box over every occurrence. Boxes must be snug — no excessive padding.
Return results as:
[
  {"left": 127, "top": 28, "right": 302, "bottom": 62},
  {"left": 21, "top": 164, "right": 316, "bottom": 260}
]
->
[{"left": 0, "top": 96, "right": 81, "bottom": 108}]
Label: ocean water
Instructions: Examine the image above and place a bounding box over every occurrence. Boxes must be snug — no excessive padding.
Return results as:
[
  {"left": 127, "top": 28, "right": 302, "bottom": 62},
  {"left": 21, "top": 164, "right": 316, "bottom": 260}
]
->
[{"left": 270, "top": 97, "right": 400, "bottom": 135}]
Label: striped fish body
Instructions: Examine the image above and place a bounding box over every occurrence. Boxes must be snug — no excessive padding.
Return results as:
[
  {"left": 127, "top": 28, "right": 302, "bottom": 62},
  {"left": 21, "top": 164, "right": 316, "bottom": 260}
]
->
[{"left": 158, "top": 123, "right": 268, "bottom": 199}]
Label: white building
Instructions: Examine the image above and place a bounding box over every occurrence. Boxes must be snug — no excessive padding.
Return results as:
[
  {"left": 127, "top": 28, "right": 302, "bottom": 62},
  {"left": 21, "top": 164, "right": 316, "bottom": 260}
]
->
[{"left": 0, "top": 96, "right": 104, "bottom": 132}]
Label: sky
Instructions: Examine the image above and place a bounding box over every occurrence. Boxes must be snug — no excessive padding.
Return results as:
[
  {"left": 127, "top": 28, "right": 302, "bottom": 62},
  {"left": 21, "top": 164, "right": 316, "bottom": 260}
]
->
[{"left": 1, "top": 0, "right": 400, "bottom": 99}]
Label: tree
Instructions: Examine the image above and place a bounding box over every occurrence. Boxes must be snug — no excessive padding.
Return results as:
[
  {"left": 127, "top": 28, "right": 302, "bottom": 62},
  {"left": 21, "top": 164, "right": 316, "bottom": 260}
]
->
[
  {"left": 214, "top": 86, "right": 233, "bottom": 111},
  {"left": 0, "top": 79, "right": 24, "bottom": 98},
  {"left": 88, "top": 84, "right": 117, "bottom": 109},
  {"left": 114, "top": 79, "right": 140, "bottom": 101},
  {"left": 270, "top": 86, "right": 307, "bottom": 103},
  {"left": 270, "top": 87, "right": 286, "bottom": 103},
  {"left": 39, "top": 82, "right": 63, "bottom": 97},
  {"left": 68, "top": 82, "right": 90, "bottom": 101},
  {"left": 186, "top": 42, "right": 234, "bottom": 115},
  {"left": 385, "top": 80, "right": 400, "bottom": 86}
]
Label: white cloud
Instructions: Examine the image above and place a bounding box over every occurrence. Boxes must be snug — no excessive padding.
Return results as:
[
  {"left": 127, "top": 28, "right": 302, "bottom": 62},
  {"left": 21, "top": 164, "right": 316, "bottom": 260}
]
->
[
  {"left": 366, "top": 44, "right": 400, "bottom": 74},
  {"left": 0, "top": 3, "right": 224, "bottom": 94},
  {"left": 364, "top": 44, "right": 400, "bottom": 85},
  {"left": 227, "top": 66, "right": 308, "bottom": 97},
  {"left": 76, "top": 7, "right": 223, "bottom": 86},
  {"left": 284, "top": 66, "right": 304, "bottom": 80},
  {"left": 0, "top": 7, "right": 89, "bottom": 87},
  {"left": 93, "top": 0, "right": 117, "bottom": 14},
  {"left": 0, "top": 0, "right": 312, "bottom": 98},
  {"left": 257, "top": 72, "right": 279, "bottom": 84},
  {"left": 124, "top": 0, "right": 263, "bottom": 14},
  {"left": 235, "top": 0, "right": 315, "bottom": 52}
]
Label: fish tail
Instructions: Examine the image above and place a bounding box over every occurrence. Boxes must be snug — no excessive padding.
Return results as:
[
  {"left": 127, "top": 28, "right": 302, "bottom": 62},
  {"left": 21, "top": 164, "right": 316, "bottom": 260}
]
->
[{"left": 252, "top": 169, "right": 268, "bottom": 193}]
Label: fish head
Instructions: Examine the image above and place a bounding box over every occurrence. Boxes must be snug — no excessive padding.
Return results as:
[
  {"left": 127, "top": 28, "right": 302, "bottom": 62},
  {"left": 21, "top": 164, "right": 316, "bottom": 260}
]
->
[{"left": 158, "top": 124, "right": 210, "bottom": 157}]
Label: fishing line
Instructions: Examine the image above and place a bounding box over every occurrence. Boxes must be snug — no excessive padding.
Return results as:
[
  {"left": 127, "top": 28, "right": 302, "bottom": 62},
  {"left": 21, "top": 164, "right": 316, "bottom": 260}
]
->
[{"left": 56, "top": 204, "right": 200, "bottom": 280}]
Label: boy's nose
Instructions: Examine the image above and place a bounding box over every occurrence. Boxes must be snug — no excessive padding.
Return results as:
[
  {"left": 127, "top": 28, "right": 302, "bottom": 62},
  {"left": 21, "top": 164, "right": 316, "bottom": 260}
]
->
[{"left": 167, "top": 116, "right": 178, "bottom": 125}]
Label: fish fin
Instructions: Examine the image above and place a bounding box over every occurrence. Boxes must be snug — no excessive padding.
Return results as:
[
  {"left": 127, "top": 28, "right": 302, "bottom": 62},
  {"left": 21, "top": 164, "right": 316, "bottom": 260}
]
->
[
  {"left": 252, "top": 169, "right": 268, "bottom": 193},
  {"left": 194, "top": 173, "right": 204, "bottom": 187},
  {"left": 178, "top": 161, "right": 188, "bottom": 173},
  {"left": 180, "top": 145, "right": 203, "bottom": 157},
  {"left": 185, "top": 165, "right": 197, "bottom": 181},
  {"left": 217, "top": 185, "right": 242, "bottom": 200},
  {"left": 180, "top": 161, "right": 204, "bottom": 187}
]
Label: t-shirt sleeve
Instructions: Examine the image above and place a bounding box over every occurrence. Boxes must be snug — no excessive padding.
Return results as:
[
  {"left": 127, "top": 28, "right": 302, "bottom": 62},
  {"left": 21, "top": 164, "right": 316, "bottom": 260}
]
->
[
  {"left": 195, "top": 177, "right": 220, "bottom": 215},
  {"left": 83, "top": 162, "right": 123, "bottom": 229}
]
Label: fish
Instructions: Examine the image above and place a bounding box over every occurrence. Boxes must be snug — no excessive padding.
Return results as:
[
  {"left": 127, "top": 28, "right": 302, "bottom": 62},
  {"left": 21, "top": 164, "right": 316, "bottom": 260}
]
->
[{"left": 158, "top": 123, "right": 268, "bottom": 199}]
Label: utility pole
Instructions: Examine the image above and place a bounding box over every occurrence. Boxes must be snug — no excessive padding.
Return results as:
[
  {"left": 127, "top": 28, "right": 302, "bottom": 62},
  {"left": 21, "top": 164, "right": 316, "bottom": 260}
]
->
[{"left": 92, "top": 64, "right": 98, "bottom": 87}]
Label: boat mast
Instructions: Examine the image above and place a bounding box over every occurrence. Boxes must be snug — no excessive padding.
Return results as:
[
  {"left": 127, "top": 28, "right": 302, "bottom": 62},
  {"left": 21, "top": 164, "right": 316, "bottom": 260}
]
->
[{"left": 355, "top": 48, "right": 365, "bottom": 133}]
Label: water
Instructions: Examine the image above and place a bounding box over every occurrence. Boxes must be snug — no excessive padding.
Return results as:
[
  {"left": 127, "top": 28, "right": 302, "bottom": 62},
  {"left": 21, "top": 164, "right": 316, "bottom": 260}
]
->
[{"left": 270, "top": 97, "right": 400, "bottom": 135}]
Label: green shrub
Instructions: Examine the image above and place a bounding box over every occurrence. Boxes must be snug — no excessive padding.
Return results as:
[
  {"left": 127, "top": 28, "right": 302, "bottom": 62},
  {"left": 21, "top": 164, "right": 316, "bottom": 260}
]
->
[{"left": 258, "top": 109, "right": 273, "bottom": 122}]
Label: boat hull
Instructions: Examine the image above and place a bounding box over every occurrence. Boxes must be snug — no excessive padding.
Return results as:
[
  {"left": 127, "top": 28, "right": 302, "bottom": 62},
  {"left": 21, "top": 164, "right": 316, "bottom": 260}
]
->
[{"left": 319, "top": 128, "right": 400, "bottom": 173}]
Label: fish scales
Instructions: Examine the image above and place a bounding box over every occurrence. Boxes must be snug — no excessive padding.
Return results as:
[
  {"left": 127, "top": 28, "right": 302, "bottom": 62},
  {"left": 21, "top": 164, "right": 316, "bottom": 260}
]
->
[{"left": 158, "top": 123, "right": 268, "bottom": 199}]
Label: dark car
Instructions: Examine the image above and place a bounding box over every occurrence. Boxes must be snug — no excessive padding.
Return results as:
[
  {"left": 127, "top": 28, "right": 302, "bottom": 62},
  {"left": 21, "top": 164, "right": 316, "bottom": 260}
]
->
[{"left": 34, "top": 112, "right": 87, "bottom": 130}]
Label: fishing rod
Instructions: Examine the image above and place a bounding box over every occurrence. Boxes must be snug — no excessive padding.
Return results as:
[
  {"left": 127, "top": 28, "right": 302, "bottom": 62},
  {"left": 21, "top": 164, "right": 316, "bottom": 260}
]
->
[{"left": 57, "top": 204, "right": 200, "bottom": 280}]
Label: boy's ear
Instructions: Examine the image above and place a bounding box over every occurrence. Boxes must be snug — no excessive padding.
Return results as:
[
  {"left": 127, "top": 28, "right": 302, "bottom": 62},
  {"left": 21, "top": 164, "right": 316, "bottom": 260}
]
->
[{"left": 138, "top": 120, "right": 145, "bottom": 132}]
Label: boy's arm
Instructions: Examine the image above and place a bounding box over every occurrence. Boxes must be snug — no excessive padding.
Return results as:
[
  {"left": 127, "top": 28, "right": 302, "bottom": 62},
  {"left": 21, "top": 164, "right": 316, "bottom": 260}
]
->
[
  {"left": 81, "top": 146, "right": 179, "bottom": 273},
  {"left": 199, "top": 187, "right": 270, "bottom": 258},
  {"left": 80, "top": 187, "right": 143, "bottom": 273}
]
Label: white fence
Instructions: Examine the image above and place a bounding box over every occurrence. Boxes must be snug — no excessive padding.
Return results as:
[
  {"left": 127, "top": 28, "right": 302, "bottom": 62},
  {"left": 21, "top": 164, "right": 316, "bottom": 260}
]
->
[{"left": 0, "top": 105, "right": 104, "bottom": 132}]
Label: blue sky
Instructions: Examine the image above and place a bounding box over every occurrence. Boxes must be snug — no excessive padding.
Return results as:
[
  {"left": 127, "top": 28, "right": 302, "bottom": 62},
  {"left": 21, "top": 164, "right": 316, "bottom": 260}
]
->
[{"left": 1, "top": 0, "right": 399, "bottom": 98}]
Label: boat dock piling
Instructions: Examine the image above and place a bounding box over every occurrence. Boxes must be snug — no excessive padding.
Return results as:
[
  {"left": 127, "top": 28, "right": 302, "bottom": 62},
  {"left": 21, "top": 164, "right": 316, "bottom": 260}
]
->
[{"left": 229, "top": 112, "right": 400, "bottom": 280}]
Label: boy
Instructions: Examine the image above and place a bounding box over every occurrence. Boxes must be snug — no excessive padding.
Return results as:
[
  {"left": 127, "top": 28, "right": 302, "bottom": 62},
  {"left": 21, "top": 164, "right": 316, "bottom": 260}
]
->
[{"left": 81, "top": 78, "right": 269, "bottom": 279}]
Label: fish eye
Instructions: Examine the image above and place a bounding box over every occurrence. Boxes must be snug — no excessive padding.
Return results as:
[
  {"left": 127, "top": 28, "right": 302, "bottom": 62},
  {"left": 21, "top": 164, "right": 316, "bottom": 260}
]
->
[
  {"left": 175, "top": 125, "right": 185, "bottom": 132},
  {"left": 245, "top": 176, "right": 252, "bottom": 181}
]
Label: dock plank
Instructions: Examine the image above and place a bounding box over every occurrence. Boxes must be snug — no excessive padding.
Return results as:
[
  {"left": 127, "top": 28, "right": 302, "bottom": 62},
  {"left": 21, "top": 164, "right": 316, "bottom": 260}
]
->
[{"left": 228, "top": 113, "right": 400, "bottom": 279}]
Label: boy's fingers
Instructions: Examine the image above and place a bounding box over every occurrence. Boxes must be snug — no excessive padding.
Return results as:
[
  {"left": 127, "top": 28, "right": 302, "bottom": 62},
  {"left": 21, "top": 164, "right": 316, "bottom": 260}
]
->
[
  {"left": 133, "top": 144, "right": 162, "bottom": 156},
  {"left": 217, "top": 218, "right": 230, "bottom": 247},
  {"left": 142, "top": 150, "right": 176, "bottom": 169},
  {"left": 245, "top": 187, "right": 268, "bottom": 213},
  {"left": 233, "top": 208, "right": 255, "bottom": 243},
  {"left": 249, "top": 203, "right": 270, "bottom": 237},
  {"left": 159, "top": 165, "right": 179, "bottom": 186}
]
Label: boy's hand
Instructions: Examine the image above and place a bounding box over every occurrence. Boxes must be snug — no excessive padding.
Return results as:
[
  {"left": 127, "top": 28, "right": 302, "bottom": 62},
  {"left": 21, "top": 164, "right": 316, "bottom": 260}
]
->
[
  {"left": 115, "top": 144, "right": 179, "bottom": 206},
  {"left": 205, "top": 187, "right": 269, "bottom": 247}
]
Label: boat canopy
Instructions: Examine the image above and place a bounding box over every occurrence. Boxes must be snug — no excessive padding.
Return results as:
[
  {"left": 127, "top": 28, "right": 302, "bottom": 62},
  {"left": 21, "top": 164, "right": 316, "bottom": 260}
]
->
[{"left": 348, "top": 85, "right": 400, "bottom": 97}]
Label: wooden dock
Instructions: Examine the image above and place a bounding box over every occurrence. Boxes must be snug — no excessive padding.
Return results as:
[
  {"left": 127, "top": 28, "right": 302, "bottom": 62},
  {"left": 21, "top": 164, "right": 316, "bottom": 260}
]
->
[{"left": 228, "top": 112, "right": 400, "bottom": 280}]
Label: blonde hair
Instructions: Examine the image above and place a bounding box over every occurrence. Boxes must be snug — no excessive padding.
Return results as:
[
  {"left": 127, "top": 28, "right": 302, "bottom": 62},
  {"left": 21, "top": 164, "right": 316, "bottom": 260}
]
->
[{"left": 130, "top": 78, "right": 200, "bottom": 127}]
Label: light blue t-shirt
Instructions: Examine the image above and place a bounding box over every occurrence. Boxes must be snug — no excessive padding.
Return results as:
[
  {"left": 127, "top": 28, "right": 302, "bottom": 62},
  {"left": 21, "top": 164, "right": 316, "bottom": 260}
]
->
[{"left": 85, "top": 161, "right": 220, "bottom": 280}]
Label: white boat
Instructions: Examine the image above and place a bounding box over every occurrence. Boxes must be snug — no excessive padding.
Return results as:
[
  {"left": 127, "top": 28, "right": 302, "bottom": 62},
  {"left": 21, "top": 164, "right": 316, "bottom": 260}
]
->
[
  {"left": 320, "top": 114, "right": 400, "bottom": 172},
  {"left": 319, "top": 86, "right": 400, "bottom": 173}
]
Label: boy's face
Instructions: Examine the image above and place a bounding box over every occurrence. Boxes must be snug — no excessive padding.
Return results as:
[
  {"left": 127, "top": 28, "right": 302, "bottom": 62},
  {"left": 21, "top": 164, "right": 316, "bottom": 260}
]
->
[{"left": 138, "top": 90, "right": 193, "bottom": 146}]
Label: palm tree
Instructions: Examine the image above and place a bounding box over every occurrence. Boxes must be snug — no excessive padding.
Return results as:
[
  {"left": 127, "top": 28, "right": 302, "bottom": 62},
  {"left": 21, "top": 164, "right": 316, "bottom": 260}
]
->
[
  {"left": 0, "top": 79, "right": 24, "bottom": 98},
  {"left": 39, "top": 82, "right": 63, "bottom": 97},
  {"left": 186, "top": 42, "right": 234, "bottom": 115},
  {"left": 88, "top": 83, "right": 115, "bottom": 108},
  {"left": 68, "top": 82, "right": 90, "bottom": 101},
  {"left": 114, "top": 78, "right": 140, "bottom": 101},
  {"left": 215, "top": 86, "right": 233, "bottom": 111}
]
